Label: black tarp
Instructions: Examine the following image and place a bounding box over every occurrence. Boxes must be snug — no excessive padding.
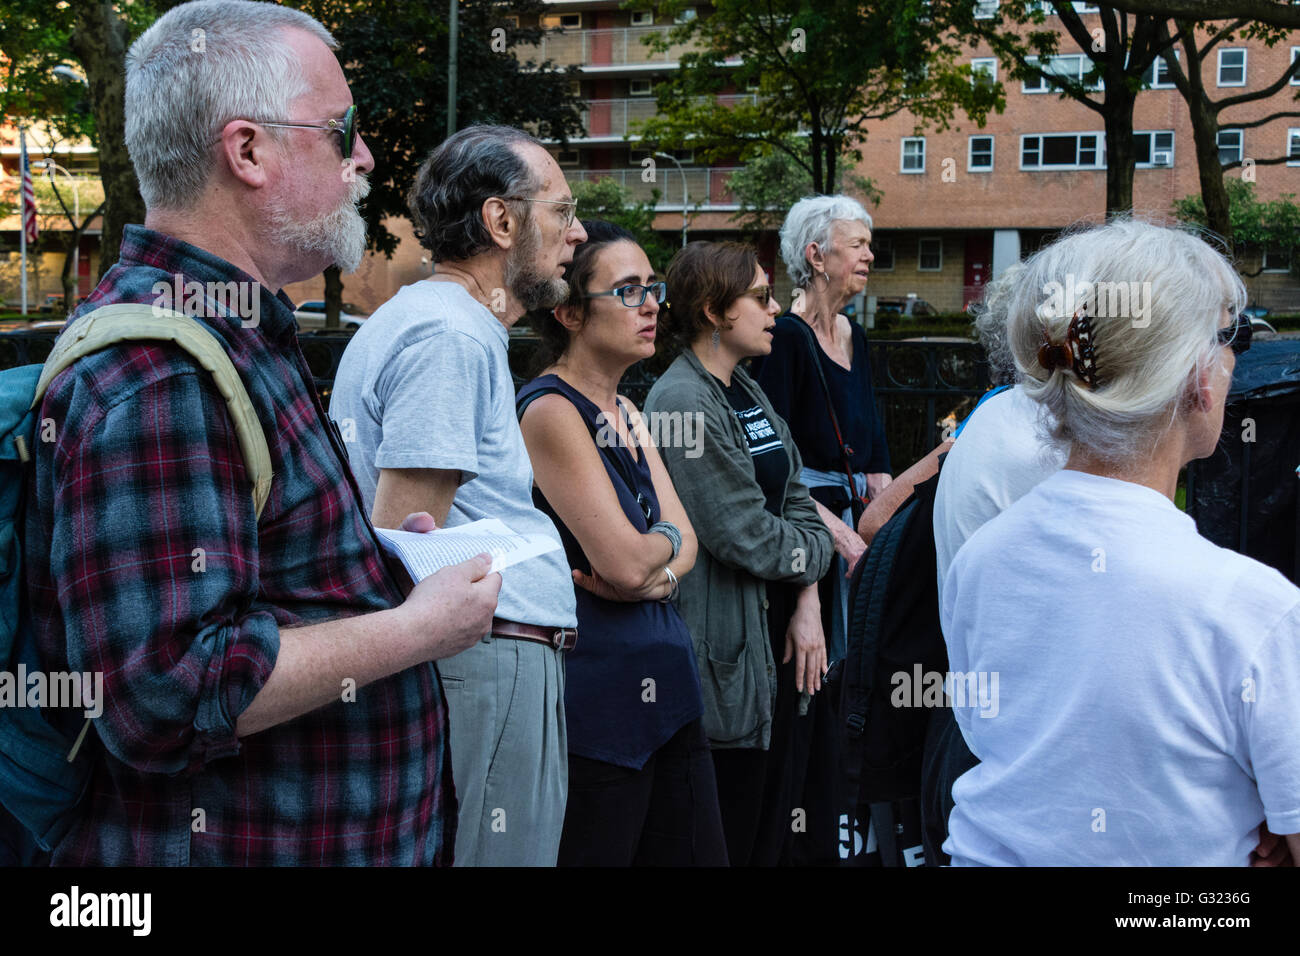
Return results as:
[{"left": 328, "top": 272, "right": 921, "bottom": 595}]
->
[{"left": 1187, "top": 338, "right": 1300, "bottom": 584}]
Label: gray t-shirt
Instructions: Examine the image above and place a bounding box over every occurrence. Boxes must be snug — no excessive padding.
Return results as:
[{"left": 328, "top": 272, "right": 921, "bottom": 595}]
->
[{"left": 329, "top": 279, "right": 577, "bottom": 628}]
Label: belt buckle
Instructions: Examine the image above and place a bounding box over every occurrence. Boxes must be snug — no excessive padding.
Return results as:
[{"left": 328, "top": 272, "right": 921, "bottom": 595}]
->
[{"left": 552, "top": 628, "right": 573, "bottom": 651}]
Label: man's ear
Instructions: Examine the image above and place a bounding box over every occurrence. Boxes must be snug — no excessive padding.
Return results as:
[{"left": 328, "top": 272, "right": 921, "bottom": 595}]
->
[
  {"left": 216, "top": 120, "right": 272, "bottom": 189},
  {"left": 480, "top": 197, "right": 516, "bottom": 251}
]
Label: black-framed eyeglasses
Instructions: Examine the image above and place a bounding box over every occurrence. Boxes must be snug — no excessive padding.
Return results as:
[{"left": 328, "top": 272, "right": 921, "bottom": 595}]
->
[
  {"left": 585, "top": 281, "right": 667, "bottom": 308},
  {"left": 503, "top": 195, "right": 579, "bottom": 227},
  {"left": 743, "top": 284, "right": 774, "bottom": 307},
  {"left": 259, "top": 104, "right": 358, "bottom": 159},
  {"left": 1217, "top": 312, "right": 1252, "bottom": 355}
]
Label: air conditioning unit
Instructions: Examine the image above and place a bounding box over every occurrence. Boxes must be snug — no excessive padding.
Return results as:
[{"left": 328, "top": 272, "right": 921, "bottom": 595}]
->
[{"left": 1152, "top": 150, "right": 1173, "bottom": 166}]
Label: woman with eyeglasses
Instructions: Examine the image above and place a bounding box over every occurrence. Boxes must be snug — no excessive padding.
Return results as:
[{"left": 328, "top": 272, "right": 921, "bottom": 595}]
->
[
  {"left": 941, "top": 219, "right": 1300, "bottom": 866},
  {"left": 517, "top": 220, "right": 727, "bottom": 866},
  {"left": 644, "top": 241, "right": 834, "bottom": 866}
]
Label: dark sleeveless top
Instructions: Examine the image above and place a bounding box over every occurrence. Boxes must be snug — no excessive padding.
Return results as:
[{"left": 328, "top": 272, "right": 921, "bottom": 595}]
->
[{"left": 517, "top": 374, "right": 702, "bottom": 770}]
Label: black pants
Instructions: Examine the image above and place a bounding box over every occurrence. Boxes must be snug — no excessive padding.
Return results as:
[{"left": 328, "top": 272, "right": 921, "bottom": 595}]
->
[
  {"left": 557, "top": 717, "right": 729, "bottom": 866},
  {"left": 710, "top": 583, "right": 841, "bottom": 866}
]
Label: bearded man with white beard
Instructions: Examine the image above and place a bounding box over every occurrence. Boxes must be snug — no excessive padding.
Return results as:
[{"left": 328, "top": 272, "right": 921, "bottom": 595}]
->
[
  {"left": 329, "top": 125, "right": 589, "bottom": 866},
  {"left": 21, "top": 0, "right": 500, "bottom": 867}
]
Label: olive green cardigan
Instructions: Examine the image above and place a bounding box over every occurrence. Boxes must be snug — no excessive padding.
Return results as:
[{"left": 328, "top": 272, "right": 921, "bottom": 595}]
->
[{"left": 645, "top": 349, "right": 833, "bottom": 750}]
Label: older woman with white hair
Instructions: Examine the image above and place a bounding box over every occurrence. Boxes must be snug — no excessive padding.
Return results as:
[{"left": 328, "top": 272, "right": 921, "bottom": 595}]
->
[
  {"left": 748, "top": 194, "right": 892, "bottom": 865},
  {"left": 942, "top": 219, "right": 1300, "bottom": 866}
]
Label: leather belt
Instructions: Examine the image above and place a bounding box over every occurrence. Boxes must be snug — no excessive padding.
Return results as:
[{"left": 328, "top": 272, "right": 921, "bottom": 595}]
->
[{"left": 490, "top": 617, "right": 577, "bottom": 652}]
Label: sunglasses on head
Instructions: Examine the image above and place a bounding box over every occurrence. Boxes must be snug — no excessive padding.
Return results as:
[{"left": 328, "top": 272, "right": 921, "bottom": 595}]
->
[
  {"left": 1217, "top": 312, "right": 1252, "bottom": 355},
  {"left": 258, "top": 104, "right": 358, "bottom": 160}
]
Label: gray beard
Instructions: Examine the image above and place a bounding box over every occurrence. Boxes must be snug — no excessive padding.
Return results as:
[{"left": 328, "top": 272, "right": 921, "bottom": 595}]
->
[
  {"left": 268, "top": 173, "right": 370, "bottom": 274},
  {"left": 505, "top": 218, "right": 569, "bottom": 311}
]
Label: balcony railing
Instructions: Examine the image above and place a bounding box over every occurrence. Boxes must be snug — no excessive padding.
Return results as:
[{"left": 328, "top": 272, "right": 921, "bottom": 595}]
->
[
  {"left": 577, "top": 94, "right": 756, "bottom": 139},
  {"left": 565, "top": 166, "right": 743, "bottom": 209},
  {"left": 527, "top": 26, "right": 710, "bottom": 68}
]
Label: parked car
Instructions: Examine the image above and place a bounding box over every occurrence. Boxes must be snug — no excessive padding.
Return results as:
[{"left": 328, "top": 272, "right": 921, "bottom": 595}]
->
[
  {"left": 293, "top": 300, "right": 368, "bottom": 330},
  {"left": 874, "top": 294, "right": 938, "bottom": 319}
]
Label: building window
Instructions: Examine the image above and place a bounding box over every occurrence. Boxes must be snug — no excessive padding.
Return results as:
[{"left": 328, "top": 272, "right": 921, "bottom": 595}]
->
[
  {"left": 918, "top": 237, "right": 943, "bottom": 272},
  {"left": 974, "top": 0, "right": 999, "bottom": 18},
  {"left": 556, "top": 149, "right": 580, "bottom": 167},
  {"left": 1023, "top": 54, "right": 1103, "bottom": 93},
  {"left": 872, "top": 237, "right": 895, "bottom": 271},
  {"left": 541, "top": 13, "right": 582, "bottom": 29},
  {"left": 969, "top": 135, "right": 994, "bottom": 171},
  {"left": 1288, "top": 129, "right": 1300, "bottom": 166},
  {"left": 1020, "top": 132, "right": 1105, "bottom": 170},
  {"left": 1263, "top": 246, "right": 1290, "bottom": 272},
  {"left": 1134, "top": 130, "right": 1174, "bottom": 168},
  {"left": 1217, "top": 129, "right": 1243, "bottom": 165},
  {"left": 629, "top": 79, "right": 653, "bottom": 96},
  {"left": 630, "top": 11, "right": 654, "bottom": 27},
  {"left": 970, "top": 58, "right": 997, "bottom": 86},
  {"left": 502, "top": 15, "right": 519, "bottom": 28},
  {"left": 901, "top": 137, "right": 926, "bottom": 173},
  {"left": 1292, "top": 47, "right": 1300, "bottom": 85},
  {"left": 1142, "top": 52, "right": 1178, "bottom": 89},
  {"left": 674, "top": 6, "right": 697, "bottom": 23},
  {"left": 1217, "top": 48, "right": 1246, "bottom": 87}
]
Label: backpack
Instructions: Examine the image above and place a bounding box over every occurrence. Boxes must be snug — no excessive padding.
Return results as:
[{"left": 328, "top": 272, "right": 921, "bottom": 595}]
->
[
  {"left": 833, "top": 462, "right": 950, "bottom": 866},
  {"left": 0, "top": 303, "right": 272, "bottom": 854}
]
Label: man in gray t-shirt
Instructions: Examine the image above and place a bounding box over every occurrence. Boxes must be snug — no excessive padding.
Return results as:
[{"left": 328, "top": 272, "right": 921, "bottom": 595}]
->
[{"left": 330, "top": 125, "right": 587, "bottom": 866}]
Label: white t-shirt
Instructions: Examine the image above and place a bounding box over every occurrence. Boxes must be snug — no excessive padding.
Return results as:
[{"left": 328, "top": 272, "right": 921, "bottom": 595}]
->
[
  {"left": 941, "top": 469, "right": 1300, "bottom": 866},
  {"left": 933, "top": 386, "right": 1067, "bottom": 604},
  {"left": 329, "top": 279, "right": 577, "bottom": 628}
]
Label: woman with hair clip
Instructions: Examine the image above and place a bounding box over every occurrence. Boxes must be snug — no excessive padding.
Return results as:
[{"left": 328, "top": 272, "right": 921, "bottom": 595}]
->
[
  {"left": 517, "top": 220, "right": 727, "bottom": 866},
  {"left": 645, "top": 241, "right": 833, "bottom": 866},
  {"left": 942, "top": 219, "right": 1300, "bottom": 866}
]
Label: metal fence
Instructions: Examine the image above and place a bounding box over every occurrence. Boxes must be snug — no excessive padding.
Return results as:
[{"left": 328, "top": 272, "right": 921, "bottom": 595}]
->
[{"left": 0, "top": 330, "right": 992, "bottom": 471}]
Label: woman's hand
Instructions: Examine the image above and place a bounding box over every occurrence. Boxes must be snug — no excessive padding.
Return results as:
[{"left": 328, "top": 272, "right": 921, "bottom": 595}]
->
[
  {"left": 783, "top": 586, "right": 827, "bottom": 694},
  {"left": 573, "top": 568, "right": 646, "bottom": 603},
  {"left": 835, "top": 519, "right": 868, "bottom": 579}
]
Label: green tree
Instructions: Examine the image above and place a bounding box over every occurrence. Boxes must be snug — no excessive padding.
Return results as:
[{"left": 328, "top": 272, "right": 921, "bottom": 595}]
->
[
  {"left": 953, "top": 2, "right": 1180, "bottom": 217},
  {"left": 289, "top": 0, "right": 586, "bottom": 325},
  {"left": 1154, "top": 18, "right": 1300, "bottom": 244},
  {"left": 570, "top": 178, "right": 674, "bottom": 272},
  {"left": 723, "top": 137, "right": 880, "bottom": 237},
  {"left": 634, "top": 0, "right": 1002, "bottom": 196},
  {"left": 1173, "top": 177, "right": 1300, "bottom": 275}
]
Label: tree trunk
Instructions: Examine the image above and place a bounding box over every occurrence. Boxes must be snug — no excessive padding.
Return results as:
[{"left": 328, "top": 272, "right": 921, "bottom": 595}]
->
[
  {"left": 1102, "top": 94, "right": 1137, "bottom": 217},
  {"left": 324, "top": 266, "right": 342, "bottom": 330},
  {"left": 1187, "top": 90, "right": 1231, "bottom": 242},
  {"left": 68, "top": 0, "right": 144, "bottom": 279}
]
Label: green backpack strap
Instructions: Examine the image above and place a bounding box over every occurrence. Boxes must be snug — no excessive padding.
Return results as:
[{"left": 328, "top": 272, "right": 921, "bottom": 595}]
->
[{"left": 32, "top": 303, "right": 273, "bottom": 519}]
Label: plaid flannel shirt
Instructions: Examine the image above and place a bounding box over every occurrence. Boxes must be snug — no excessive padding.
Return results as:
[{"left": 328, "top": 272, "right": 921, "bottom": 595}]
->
[{"left": 25, "top": 225, "right": 457, "bottom": 865}]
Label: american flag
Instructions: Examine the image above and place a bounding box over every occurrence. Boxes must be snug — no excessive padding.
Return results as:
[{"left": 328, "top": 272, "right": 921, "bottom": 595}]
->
[{"left": 20, "top": 132, "right": 39, "bottom": 244}]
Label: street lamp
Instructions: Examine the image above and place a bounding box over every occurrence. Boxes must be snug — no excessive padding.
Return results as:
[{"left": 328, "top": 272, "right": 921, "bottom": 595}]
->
[
  {"left": 653, "top": 151, "right": 689, "bottom": 248},
  {"left": 36, "top": 159, "right": 81, "bottom": 299}
]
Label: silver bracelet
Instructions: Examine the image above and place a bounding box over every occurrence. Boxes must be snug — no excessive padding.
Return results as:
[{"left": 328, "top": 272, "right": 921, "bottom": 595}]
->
[
  {"left": 659, "top": 565, "right": 679, "bottom": 604},
  {"left": 648, "top": 520, "right": 682, "bottom": 561}
]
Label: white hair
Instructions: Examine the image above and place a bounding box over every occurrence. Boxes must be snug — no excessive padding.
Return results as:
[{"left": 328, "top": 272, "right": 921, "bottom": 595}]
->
[
  {"left": 125, "top": 0, "right": 336, "bottom": 210},
  {"left": 972, "top": 261, "right": 1025, "bottom": 386},
  {"left": 779, "top": 194, "right": 874, "bottom": 288},
  {"left": 1005, "top": 218, "right": 1247, "bottom": 464}
]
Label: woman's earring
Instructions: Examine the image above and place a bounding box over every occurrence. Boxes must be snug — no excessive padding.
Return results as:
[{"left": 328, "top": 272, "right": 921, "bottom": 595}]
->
[
  {"left": 816, "top": 270, "right": 831, "bottom": 290},
  {"left": 711, "top": 327, "right": 721, "bottom": 349}
]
